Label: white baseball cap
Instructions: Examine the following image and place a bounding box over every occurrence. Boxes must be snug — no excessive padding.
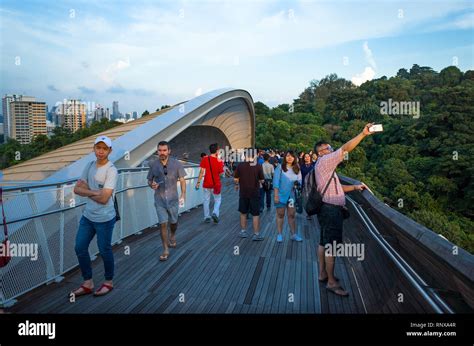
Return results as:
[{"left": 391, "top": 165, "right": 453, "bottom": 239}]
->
[{"left": 94, "top": 135, "right": 112, "bottom": 148}]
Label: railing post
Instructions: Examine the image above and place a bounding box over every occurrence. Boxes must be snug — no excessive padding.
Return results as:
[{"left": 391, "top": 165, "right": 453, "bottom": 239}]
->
[
  {"left": 27, "top": 193, "right": 56, "bottom": 282},
  {"left": 58, "top": 185, "right": 65, "bottom": 276}
]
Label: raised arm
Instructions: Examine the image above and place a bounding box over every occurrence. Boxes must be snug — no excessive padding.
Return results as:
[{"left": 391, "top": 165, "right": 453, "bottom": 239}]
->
[{"left": 341, "top": 123, "right": 373, "bottom": 153}]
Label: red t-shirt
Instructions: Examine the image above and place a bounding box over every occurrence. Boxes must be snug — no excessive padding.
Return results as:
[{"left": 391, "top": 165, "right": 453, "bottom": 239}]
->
[{"left": 200, "top": 155, "right": 224, "bottom": 188}]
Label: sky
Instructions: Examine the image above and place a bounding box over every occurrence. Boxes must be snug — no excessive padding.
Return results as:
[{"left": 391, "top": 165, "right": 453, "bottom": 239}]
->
[{"left": 0, "top": 0, "right": 473, "bottom": 115}]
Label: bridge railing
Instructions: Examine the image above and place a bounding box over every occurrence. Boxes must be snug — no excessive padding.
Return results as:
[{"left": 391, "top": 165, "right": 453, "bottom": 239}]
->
[
  {"left": 0, "top": 164, "right": 203, "bottom": 307},
  {"left": 340, "top": 175, "right": 474, "bottom": 313}
]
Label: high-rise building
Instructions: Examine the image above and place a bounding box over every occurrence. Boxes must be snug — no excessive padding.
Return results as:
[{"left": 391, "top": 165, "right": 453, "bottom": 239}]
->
[
  {"left": 132, "top": 111, "right": 138, "bottom": 120},
  {"left": 9, "top": 99, "right": 47, "bottom": 144},
  {"left": 112, "top": 101, "right": 122, "bottom": 120},
  {"left": 2, "top": 94, "right": 36, "bottom": 143},
  {"left": 57, "top": 99, "right": 86, "bottom": 133},
  {"left": 93, "top": 104, "right": 110, "bottom": 122}
]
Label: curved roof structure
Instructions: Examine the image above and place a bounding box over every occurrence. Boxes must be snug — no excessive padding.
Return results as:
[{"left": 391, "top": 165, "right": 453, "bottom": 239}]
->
[{"left": 1, "top": 88, "right": 255, "bottom": 183}]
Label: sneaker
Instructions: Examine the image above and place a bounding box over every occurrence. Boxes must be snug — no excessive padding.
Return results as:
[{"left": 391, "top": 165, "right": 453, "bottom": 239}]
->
[
  {"left": 212, "top": 213, "right": 219, "bottom": 224},
  {"left": 291, "top": 234, "right": 303, "bottom": 242},
  {"left": 252, "top": 233, "right": 264, "bottom": 241},
  {"left": 239, "top": 230, "right": 249, "bottom": 238},
  {"left": 204, "top": 217, "right": 211, "bottom": 223},
  {"left": 276, "top": 234, "right": 283, "bottom": 243}
]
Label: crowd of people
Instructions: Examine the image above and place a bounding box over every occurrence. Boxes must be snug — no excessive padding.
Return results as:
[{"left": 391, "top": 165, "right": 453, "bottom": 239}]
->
[{"left": 69, "top": 123, "right": 374, "bottom": 299}]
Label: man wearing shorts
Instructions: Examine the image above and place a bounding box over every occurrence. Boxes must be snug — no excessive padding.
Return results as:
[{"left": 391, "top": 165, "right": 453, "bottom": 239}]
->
[
  {"left": 234, "top": 151, "right": 265, "bottom": 241},
  {"left": 147, "top": 141, "right": 186, "bottom": 261},
  {"left": 314, "top": 123, "right": 374, "bottom": 297}
]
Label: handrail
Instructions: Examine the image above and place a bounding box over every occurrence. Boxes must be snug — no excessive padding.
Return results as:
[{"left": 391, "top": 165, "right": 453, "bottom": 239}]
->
[
  {"left": 0, "top": 175, "right": 199, "bottom": 226},
  {"left": 347, "top": 195, "right": 453, "bottom": 313},
  {"left": 0, "top": 162, "right": 199, "bottom": 192},
  {"left": 339, "top": 174, "right": 473, "bottom": 312}
]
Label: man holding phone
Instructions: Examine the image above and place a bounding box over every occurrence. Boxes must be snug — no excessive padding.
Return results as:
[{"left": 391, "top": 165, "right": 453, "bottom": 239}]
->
[
  {"left": 314, "top": 123, "right": 375, "bottom": 297},
  {"left": 147, "top": 141, "right": 186, "bottom": 261}
]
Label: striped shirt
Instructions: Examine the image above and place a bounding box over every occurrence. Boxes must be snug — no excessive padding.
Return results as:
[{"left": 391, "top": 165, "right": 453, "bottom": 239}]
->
[{"left": 315, "top": 148, "right": 345, "bottom": 206}]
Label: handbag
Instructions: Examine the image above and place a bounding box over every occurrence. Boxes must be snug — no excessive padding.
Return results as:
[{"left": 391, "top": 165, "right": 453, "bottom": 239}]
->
[
  {"left": 305, "top": 168, "right": 336, "bottom": 216},
  {"left": 0, "top": 187, "right": 11, "bottom": 267},
  {"left": 86, "top": 161, "right": 120, "bottom": 221},
  {"left": 293, "top": 181, "right": 303, "bottom": 214},
  {"left": 207, "top": 156, "right": 222, "bottom": 195}
]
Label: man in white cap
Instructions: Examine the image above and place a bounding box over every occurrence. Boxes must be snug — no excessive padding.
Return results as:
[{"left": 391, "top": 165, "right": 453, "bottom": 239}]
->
[{"left": 71, "top": 135, "right": 118, "bottom": 297}]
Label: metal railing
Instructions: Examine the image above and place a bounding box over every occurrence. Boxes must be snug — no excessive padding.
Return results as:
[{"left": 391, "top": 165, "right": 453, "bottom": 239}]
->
[{"left": 0, "top": 164, "right": 203, "bottom": 307}]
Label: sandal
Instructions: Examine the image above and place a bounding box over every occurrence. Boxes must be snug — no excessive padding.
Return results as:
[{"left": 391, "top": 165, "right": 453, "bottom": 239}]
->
[
  {"left": 70, "top": 285, "right": 93, "bottom": 297},
  {"left": 94, "top": 283, "right": 114, "bottom": 297},
  {"left": 159, "top": 253, "right": 169, "bottom": 261},
  {"left": 326, "top": 285, "right": 349, "bottom": 297},
  {"left": 168, "top": 241, "right": 177, "bottom": 248}
]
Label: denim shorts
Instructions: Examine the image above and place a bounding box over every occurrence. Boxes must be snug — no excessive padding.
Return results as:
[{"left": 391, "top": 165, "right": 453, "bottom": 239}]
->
[{"left": 155, "top": 203, "right": 179, "bottom": 224}]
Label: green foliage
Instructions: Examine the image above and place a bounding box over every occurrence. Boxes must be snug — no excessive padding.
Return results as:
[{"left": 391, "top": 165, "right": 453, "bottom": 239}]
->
[{"left": 254, "top": 64, "right": 474, "bottom": 252}]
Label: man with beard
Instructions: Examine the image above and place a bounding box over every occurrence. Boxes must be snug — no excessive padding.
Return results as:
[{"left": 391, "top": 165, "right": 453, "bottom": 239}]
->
[{"left": 147, "top": 141, "right": 186, "bottom": 261}]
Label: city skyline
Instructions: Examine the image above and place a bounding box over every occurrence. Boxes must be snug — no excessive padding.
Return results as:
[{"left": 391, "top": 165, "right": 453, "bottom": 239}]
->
[{"left": 0, "top": 0, "right": 473, "bottom": 114}]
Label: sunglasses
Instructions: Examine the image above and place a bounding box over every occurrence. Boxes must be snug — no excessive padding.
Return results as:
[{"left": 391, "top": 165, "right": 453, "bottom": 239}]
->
[{"left": 163, "top": 165, "right": 167, "bottom": 175}]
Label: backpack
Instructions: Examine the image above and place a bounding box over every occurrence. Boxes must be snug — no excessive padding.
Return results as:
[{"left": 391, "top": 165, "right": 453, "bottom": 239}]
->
[{"left": 304, "top": 166, "right": 336, "bottom": 216}]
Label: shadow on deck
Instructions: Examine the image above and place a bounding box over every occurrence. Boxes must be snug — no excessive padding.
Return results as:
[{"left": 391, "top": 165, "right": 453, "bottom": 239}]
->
[{"left": 10, "top": 179, "right": 367, "bottom": 314}]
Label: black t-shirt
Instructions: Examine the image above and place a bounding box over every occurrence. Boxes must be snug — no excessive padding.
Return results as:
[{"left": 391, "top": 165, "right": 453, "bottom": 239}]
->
[{"left": 234, "top": 162, "right": 264, "bottom": 198}]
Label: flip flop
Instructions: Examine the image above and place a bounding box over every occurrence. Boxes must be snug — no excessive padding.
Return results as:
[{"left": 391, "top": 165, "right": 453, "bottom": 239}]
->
[
  {"left": 159, "top": 253, "right": 169, "bottom": 261},
  {"left": 93, "top": 283, "right": 114, "bottom": 297},
  {"left": 326, "top": 285, "right": 349, "bottom": 297},
  {"left": 168, "top": 241, "right": 177, "bottom": 248},
  {"left": 70, "top": 285, "right": 93, "bottom": 297},
  {"left": 319, "top": 276, "right": 340, "bottom": 283}
]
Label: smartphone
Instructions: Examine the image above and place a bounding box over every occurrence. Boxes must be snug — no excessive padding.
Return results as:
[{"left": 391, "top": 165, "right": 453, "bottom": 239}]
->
[{"left": 369, "top": 124, "right": 383, "bottom": 133}]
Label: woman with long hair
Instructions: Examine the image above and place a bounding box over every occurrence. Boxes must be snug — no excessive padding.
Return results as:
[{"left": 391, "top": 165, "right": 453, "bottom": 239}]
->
[{"left": 273, "top": 150, "right": 303, "bottom": 243}]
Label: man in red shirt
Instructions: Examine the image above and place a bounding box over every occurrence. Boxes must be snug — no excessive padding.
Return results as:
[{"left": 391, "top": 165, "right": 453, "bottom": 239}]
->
[{"left": 196, "top": 143, "right": 224, "bottom": 223}]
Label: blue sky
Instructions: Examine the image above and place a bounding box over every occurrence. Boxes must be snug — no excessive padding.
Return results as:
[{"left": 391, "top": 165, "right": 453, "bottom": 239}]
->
[{"left": 0, "top": 0, "right": 473, "bottom": 114}]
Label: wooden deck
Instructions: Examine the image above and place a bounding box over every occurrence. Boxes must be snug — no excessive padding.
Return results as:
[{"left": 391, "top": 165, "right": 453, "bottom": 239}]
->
[{"left": 9, "top": 178, "right": 366, "bottom": 314}]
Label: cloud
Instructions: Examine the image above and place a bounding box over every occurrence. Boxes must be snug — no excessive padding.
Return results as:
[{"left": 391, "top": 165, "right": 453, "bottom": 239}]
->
[
  {"left": 454, "top": 12, "right": 474, "bottom": 29},
  {"left": 47, "top": 84, "right": 59, "bottom": 92},
  {"left": 351, "top": 67, "right": 376, "bottom": 86},
  {"left": 78, "top": 86, "right": 95, "bottom": 94},
  {"left": 363, "top": 41, "right": 377, "bottom": 69},
  {"left": 100, "top": 57, "right": 130, "bottom": 84},
  {"left": 106, "top": 85, "right": 126, "bottom": 94},
  {"left": 1, "top": 1, "right": 472, "bottom": 111},
  {"left": 132, "top": 88, "right": 155, "bottom": 96}
]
